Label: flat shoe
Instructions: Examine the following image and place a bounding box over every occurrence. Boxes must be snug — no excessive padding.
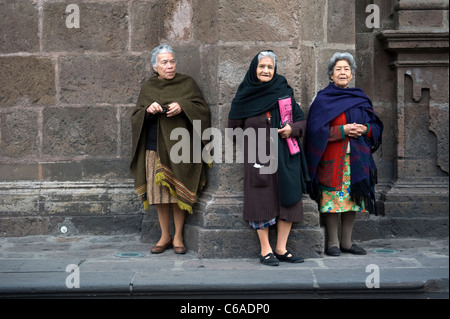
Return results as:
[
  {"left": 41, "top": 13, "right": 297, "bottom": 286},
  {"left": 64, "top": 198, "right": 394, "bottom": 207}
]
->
[
  {"left": 325, "top": 246, "right": 341, "bottom": 256},
  {"left": 274, "top": 251, "right": 304, "bottom": 263},
  {"left": 259, "top": 253, "right": 279, "bottom": 266},
  {"left": 150, "top": 238, "right": 173, "bottom": 254},
  {"left": 341, "top": 244, "right": 367, "bottom": 255},
  {"left": 173, "top": 245, "right": 187, "bottom": 254}
]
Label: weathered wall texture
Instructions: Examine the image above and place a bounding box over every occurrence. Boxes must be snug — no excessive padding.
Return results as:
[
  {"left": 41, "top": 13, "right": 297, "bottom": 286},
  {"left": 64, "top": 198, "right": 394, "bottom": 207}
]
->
[
  {"left": 0, "top": 0, "right": 448, "bottom": 256},
  {"left": 354, "top": 0, "right": 449, "bottom": 239}
]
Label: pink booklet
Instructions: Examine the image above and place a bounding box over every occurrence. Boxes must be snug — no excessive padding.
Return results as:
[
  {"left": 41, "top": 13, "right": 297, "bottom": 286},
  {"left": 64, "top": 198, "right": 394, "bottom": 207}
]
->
[{"left": 278, "top": 96, "right": 301, "bottom": 155}]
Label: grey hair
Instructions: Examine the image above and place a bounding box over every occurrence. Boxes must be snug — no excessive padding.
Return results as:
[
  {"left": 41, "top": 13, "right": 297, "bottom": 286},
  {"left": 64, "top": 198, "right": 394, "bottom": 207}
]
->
[
  {"left": 327, "top": 52, "right": 356, "bottom": 78},
  {"left": 258, "top": 50, "right": 277, "bottom": 67},
  {"left": 151, "top": 44, "right": 176, "bottom": 68}
]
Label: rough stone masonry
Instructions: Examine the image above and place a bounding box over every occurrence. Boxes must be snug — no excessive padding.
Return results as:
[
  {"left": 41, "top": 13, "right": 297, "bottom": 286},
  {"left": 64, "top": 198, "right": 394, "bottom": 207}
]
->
[{"left": 0, "top": 0, "right": 448, "bottom": 258}]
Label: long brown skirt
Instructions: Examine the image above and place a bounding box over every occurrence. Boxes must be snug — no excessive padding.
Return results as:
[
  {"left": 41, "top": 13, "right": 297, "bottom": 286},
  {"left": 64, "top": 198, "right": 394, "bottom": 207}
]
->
[{"left": 146, "top": 150, "right": 177, "bottom": 205}]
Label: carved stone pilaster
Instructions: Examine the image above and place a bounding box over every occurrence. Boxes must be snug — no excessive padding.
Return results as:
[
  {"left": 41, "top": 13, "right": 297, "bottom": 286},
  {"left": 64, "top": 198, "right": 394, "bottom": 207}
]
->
[{"left": 377, "top": 1, "right": 449, "bottom": 224}]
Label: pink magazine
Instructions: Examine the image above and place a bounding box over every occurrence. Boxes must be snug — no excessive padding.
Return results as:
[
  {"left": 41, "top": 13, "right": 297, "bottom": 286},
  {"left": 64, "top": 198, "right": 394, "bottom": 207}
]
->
[{"left": 278, "top": 96, "right": 301, "bottom": 155}]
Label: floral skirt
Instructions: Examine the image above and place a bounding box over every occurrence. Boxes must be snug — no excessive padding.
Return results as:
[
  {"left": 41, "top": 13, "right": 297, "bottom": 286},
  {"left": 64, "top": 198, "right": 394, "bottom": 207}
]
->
[{"left": 319, "top": 154, "right": 366, "bottom": 213}]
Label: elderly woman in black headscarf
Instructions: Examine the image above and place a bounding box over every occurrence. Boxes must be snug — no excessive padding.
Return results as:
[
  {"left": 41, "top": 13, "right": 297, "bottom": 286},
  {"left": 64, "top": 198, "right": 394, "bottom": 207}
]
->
[{"left": 228, "top": 50, "right": 310, "bottom": 266}]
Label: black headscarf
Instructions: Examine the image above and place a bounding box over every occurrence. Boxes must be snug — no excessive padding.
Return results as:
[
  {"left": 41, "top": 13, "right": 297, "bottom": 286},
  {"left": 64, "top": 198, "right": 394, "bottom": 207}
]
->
[
  {"left": 228, "top": 51, "right": 309, "bottom": 207},
  {"left": 228, "top": 50, "right": 294, "bottom": 119}
]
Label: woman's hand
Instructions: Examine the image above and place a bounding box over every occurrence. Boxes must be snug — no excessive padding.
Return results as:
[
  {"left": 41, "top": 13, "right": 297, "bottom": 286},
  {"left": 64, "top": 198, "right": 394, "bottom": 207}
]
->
[
  {"left": 166, "top": 102, "right": 182, "bottom": 117},
  {"left": 278, "top": 123, "right": 292, "bottom": 138},
  {"left": 146, "top": 102, "right": 163, "bottom": 114},
  {"left": 344, "top": 123, "right": 367, "bottom": 138},
  {"left": 146, "top": 102, "right": 182, "bottom": 117}
]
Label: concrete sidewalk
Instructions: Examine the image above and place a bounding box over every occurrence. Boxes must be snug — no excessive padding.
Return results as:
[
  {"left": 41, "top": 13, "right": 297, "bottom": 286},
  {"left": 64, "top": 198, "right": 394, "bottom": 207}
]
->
[{"left": 0, "top": 235, "right": 448, "bottom": 299}]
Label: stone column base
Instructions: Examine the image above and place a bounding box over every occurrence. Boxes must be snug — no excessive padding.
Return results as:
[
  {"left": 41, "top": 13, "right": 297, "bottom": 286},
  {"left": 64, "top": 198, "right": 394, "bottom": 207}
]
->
[
  {"left": 0, "top": 181, "right": 143, "bottom": 237},
  {"left": 1, "top": 182, "right": 325, "bottom": 258},
  {"left": 180, "top": 191, "right": 325, "bottom": 259}
]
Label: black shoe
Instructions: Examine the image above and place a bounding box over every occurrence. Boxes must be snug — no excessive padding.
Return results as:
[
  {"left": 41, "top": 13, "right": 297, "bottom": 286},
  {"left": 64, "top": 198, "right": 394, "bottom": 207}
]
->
[
  {"left": 341, "top": 244, "right": 367, "bottom": 255},
  {"left": 259, "top": 253, "right": 279, "bottom": 266},
  {"left": 274, "top": 251, "right": 304, "bottom": 263},
  {"left": 325, "top": 246, "right": 341, "bottom": 256}
]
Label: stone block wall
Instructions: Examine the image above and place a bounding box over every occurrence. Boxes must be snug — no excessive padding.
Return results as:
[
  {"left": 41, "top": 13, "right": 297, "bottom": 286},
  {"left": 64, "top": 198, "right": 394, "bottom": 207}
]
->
[
  {"left": 1, "top": 0, "right": 157, "bottom": 236},
  {"left": 1, "top": 0, "right": 448, "bottom": 254},
  {"left": 355, "top": 0, "right": 449, "bottom": 239}
]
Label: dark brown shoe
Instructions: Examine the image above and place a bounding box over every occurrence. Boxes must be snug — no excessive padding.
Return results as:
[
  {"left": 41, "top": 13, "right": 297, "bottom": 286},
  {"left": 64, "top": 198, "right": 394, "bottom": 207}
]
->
[
  {"left": 173, "top": 245, "right": 187, "bottom": 254},
  {"left": 150, "top": 238, "right": 173, "bottom": 254}
]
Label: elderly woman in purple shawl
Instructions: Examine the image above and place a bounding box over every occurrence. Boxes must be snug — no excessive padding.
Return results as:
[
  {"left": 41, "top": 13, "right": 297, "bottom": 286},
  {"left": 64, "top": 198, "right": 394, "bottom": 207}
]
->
[{"left": 305, "top": 52, "right": 383, "bottom": 256}]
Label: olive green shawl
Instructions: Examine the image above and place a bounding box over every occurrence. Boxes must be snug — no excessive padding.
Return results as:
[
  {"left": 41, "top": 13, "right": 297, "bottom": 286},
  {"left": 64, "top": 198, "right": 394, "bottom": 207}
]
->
[{"left": 130, "top": 74, "right": 211, "bottom": 213}]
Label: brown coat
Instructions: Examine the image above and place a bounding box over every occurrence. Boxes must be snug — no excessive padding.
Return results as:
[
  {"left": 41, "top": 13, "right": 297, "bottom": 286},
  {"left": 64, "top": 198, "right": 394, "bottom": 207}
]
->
[{"left": 228, "top": 113, "right": 305, "bottom": 223}]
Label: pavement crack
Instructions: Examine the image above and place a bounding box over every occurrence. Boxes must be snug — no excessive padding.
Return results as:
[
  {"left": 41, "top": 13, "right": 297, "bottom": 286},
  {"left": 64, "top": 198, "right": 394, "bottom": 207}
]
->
[
  {"left": 129, "top": 273, "right": 136, "bottom": 296},
  {"left": 311, "top": 269, "right": 319, "bottom": 289}
]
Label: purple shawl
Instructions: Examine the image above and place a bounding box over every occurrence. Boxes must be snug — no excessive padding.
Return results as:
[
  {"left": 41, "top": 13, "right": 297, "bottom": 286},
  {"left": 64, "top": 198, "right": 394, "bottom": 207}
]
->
[{"left": 305, "top": 83, "right": 383, "bottom": 214}]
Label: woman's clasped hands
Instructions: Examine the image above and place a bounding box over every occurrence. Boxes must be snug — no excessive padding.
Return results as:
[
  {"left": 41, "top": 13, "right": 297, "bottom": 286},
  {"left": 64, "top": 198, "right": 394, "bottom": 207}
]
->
[
  {"left": 343, "top": 122, "right": 367, "bottom": 138},
  {"left": 146, "top": 102, "right": 182, "bottom": 117}
]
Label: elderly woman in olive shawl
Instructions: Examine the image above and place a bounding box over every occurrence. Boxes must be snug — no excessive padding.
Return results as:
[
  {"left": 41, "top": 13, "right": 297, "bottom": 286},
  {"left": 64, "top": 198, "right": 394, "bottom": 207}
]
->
[{"left": 131, "top": 44, "right": 211, "bottom": 254}]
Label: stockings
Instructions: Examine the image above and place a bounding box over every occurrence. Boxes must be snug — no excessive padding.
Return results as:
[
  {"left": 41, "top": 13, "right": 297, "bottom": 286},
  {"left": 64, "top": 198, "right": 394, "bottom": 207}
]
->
[{"left": 323, "top": 211, "right": 356, "bottom": 250}]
